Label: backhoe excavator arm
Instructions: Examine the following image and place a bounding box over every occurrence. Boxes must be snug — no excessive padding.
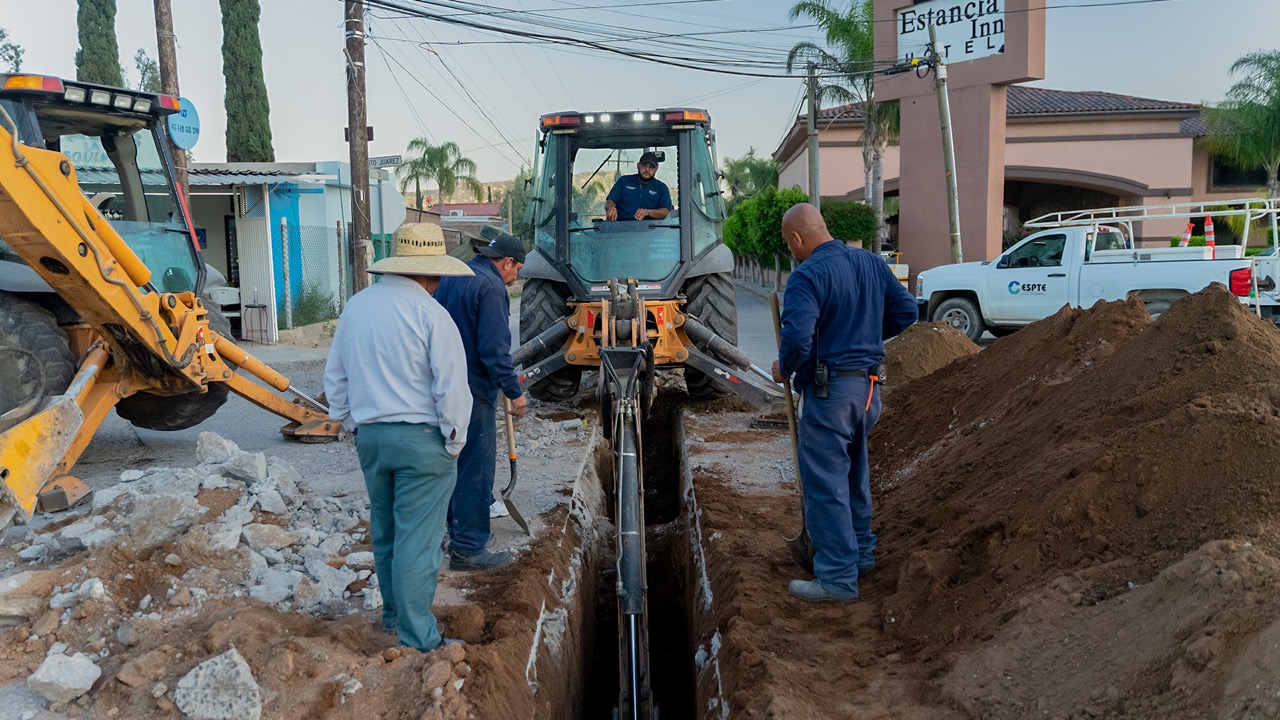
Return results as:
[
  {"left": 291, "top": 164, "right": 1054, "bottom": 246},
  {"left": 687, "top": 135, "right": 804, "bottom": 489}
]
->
[{"left": 0, "top": 93, "right": 341, "bottom": 528}]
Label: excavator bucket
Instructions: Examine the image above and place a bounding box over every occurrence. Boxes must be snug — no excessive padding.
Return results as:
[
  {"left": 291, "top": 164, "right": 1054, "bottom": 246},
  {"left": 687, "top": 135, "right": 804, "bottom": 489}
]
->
[{"left": 0, "top": 395, "right": 84, "bottom": 528}]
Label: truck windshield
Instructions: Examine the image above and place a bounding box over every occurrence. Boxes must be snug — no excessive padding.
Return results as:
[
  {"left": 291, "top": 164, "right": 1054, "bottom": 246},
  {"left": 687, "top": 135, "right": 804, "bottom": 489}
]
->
[
  {"left": 57, "top": 128, "right": 198, "bottom": 293},
  {"left": 529, "top": 132, "right": 684, "bottom": 284}
]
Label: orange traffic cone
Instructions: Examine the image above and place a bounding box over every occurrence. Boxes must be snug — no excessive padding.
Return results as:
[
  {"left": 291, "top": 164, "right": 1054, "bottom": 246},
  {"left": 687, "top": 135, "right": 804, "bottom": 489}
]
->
[
  {"left": 1205, "top": 216, "right": 1216, "bottom": 259},
  {"left": 1179, "top": 222, "right": 1193, "bottom": 248}
]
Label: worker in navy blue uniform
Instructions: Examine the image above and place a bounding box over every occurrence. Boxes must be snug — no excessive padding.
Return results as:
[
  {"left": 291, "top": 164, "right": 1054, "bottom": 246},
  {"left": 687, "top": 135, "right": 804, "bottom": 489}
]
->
[
  {"left": 435, "top": 233, "right": 529, "bottom": 571},
  {"left": 605, "top": 151, "right": 673, "bottom": 222},
  {"left": 771, "top": 203, "right": 917, "bottom": 602}
]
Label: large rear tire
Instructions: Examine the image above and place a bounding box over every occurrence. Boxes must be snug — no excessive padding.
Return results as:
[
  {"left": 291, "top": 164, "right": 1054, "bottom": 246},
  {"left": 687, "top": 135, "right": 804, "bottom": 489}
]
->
[
  {"left": 0, "top": 292, "right": 75, "bottom": 417},
  {"left": 519, "top": 278, "right": 581, "bottom": 402},
  {"left": 114, "top": 307, "right": 232, "bottom": 431},
  {"left": 683, "top": 272, "right": 738, "bottom": 400}
]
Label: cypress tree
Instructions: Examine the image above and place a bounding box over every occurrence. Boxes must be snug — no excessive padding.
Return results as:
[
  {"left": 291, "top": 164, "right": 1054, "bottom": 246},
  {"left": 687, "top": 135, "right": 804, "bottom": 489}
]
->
[
  {"left": 220, "top": 0, "right": 274, "bottom": 162},
  {"left": 74, "top": 0, "right": 124, "bottom": 87}
]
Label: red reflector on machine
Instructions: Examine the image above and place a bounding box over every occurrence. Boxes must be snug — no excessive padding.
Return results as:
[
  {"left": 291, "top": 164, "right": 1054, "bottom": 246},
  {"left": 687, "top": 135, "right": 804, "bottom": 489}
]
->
[
  {"left": 541, "top": 114, "right": 580, "bottom": 128},
  {"left": 1230, "top": 267, "right": 1252, "bottom": 296},
  {"left": 3, "top": 75, "right": 64, "bottom": 93},
  {"left": 664, "top": 110, "right": 708, "bottom": 122},
  {"left": 159, "top": 95, "right": 181, "bottom": 111}
]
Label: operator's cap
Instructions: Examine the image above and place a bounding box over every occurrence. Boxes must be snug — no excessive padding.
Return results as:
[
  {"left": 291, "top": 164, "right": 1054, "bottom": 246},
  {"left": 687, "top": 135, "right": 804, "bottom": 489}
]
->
[
  {"left": 475, "top": 232, "right": 527, "bottom": 264},
  {"left": 638, "top": 151, "right": 661, "bottom": 166}
]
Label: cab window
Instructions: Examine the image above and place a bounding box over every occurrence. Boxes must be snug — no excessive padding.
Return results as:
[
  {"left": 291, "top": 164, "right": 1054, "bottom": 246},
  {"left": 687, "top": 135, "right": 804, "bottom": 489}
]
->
[{"left": 1001, "top": 233, "right": 1066, "bottom": 268}]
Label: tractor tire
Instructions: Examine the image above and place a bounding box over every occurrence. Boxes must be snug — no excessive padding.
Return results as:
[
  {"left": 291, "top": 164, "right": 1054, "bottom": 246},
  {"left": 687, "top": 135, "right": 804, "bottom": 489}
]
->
[
  {"left": 0, "top": 292, "right": 75, "bottom": 416},
  {"left": 683, "top": 272, "right": 738, "bottom": 400},
  {"left": 519, "top": 278, "right": 581, "bottom": 402},
  {"left": 932, "top": 296, "right": 986, "bottom": 342},
  {"left": 114, "top": 306, "right": 232, "bottom": 431}
]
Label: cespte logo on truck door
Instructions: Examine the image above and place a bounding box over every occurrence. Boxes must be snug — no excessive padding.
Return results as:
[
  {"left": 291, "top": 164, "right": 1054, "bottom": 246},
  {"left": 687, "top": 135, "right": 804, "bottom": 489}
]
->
[{"left": 1008, "top": 281, "right": 1047, "bottom": 295}]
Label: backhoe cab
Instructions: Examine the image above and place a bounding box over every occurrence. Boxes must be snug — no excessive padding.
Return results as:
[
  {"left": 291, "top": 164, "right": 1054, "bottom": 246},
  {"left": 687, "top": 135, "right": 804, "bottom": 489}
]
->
[
  {"left": 514, "top": 108, "right": 780, "bottom": 408},
  {"left": 0, "top": 74, "right": 340, "bottom": 528}
]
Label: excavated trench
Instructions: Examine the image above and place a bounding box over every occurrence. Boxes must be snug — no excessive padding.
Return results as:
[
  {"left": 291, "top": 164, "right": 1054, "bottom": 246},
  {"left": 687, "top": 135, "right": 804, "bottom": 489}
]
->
[{"left": 520, "top": 392, "right": 723, "bottom": 718}]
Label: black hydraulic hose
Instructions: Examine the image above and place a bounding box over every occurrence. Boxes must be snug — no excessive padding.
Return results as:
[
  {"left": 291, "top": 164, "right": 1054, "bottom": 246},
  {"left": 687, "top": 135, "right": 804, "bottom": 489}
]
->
[{"left": 512, "top": 318, "right": 571, "bottom": 368}]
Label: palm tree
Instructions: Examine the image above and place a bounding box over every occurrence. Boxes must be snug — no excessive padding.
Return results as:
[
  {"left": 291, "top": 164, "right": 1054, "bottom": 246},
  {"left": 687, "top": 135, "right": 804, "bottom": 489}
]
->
[
  {"left": 722, "top": 147, "right": 779, "bottom": 211},
  {"left": 398, "top": 139, "right": 485, "bottom": 210},
  {"left": 1202, "top": 51, "right": 1280, "bottom": 199},
  {"left": 787, "top": 0, "right": 898, "bottom": 252}
]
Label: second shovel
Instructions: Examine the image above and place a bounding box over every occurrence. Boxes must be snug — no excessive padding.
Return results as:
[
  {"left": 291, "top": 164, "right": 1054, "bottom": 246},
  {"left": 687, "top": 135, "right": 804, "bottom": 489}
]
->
[{"left": 501, "top": 397, "right": 531, "bottom": 536}]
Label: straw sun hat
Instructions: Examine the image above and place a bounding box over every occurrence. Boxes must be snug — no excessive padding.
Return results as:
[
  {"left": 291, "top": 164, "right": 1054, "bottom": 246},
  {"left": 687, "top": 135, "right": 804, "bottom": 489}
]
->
[{"left": 368, "top": 224, "right": 473, "bottom": 277}]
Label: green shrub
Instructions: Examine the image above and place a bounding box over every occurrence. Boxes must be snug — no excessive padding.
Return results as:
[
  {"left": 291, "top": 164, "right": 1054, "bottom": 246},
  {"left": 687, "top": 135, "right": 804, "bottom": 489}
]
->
[
  {"left": 1169, "top": 235, "right": 1207, "bottom": 247},
  {"left": 821, "top": 200, "right": 876, "bottom": 246},
  {"left": 292, "top": 282, "right": 338, "bottom": 327}
]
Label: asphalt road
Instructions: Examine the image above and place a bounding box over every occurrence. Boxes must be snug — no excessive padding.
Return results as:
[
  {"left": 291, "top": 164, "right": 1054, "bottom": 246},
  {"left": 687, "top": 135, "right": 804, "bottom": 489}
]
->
[{"left": 70, "top": 283, "right": 783, "bottom": 497}]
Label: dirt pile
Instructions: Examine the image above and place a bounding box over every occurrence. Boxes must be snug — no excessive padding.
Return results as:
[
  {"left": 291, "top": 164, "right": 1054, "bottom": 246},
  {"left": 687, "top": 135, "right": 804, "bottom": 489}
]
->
[
  {"left": 869, "top": 285, "right": 1280, "bottom": 716},
  {"left": 882, "top": 322, "right": 980, "bottom": 394}
]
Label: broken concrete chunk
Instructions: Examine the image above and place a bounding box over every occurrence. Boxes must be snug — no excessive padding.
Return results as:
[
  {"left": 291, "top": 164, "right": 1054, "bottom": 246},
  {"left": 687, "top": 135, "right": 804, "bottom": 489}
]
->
[
  {"left": 119, "top": 469, "right": 145, "bottom": 482},
  {"left": 253, "top": 488, "right": 288, "bottom": 515},
  {"left": 27, "top": 652, "right": 101, "bottom": 704},
  {"left": 241, "top": 524, "right": 300, "bottom": 552},
  {"left": 75, "top": 578, "right": 107, "bottom": 603},
  {"left": 124, "top": 494, "right": 204, "bottom": 551},
  {"left": 196, "top": 432, "right": 240, "bottom": 465},
  {"left": 362, "top": 585, "right": 383, "bottom": 611},
  {"left": 222, "top": 451, "right": 268, "bottom": 483},
  {"left": 174, "top": 647, "right": 262, "bottom": 720},
  {"left": 344, "top": 551, "right": 375, "bottom": 571},
  {"left": 57, "top": 517, "right": 118, "bottom": 553},
  {"left": 18, "top": 544, "right": 48, "bottom": 562}
]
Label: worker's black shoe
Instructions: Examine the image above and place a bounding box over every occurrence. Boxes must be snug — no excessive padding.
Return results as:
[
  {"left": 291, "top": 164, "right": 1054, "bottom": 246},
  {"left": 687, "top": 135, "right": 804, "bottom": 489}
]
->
[
  {"left": 788, "top": 579, "right": 859, "bottom": 603},
  {"left": 450, "top": 549, "right": 513, "bottom": 571}
]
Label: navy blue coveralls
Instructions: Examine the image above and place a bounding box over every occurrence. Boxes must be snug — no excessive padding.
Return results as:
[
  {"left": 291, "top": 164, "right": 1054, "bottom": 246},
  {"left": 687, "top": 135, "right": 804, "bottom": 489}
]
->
[
  {"left": 778, "top": 241, "right": 917, "bottom": 595},
  {"left": 435, "top": 256, "right": 524, "bottom": 556},
  {"left": 606, "top": 174, "right": 673, "bottom": 220}
]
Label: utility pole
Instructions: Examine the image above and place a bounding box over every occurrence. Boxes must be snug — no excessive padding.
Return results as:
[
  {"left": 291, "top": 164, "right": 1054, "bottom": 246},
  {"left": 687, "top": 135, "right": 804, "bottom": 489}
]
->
[
  {"left": 929, "top": 25, "right": 963, "bottom": 264},
  {"left": 153, "top": 0, "right": 186, "bottom": 193},
  {"left": 805, "top": 61, "right": 821, "bottom": 211},
  {"left": 507, "top": 182, "right": 514, "bottom": 233},
  {"left": 345, "top": 0, "right": 371, "bottom": 291}
]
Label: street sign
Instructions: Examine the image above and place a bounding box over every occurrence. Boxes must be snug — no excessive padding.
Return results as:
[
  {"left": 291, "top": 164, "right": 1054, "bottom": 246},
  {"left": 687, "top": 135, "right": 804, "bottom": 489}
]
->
[
  {"left": 168, "top": 97, "right": 201, "bottom": 151},
  {"left": 369, "top": 154, "right": 403, "bottom": 169}
]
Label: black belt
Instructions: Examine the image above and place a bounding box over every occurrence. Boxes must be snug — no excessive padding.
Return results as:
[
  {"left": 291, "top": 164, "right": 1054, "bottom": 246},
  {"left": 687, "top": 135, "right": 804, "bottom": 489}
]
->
[{"left": 829, "top": 368, "right": 874, "bottom": 379}]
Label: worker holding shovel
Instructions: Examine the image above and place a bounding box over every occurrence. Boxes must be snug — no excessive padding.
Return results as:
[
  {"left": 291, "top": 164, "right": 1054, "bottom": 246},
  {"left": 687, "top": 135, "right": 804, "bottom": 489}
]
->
[
  {"left": 436, "top": 233, "right": 530, "bottom": 571},
  {"left": 771, "top": 204, "right": 917, "bottom": 602}
]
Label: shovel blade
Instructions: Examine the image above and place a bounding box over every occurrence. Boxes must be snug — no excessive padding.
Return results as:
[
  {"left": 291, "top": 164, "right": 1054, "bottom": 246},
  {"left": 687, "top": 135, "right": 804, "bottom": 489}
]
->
[
  {"left": 784, "top": 528, "right": 816, "bottom": 574},
  {"left": 501, "top": 459, "right": 531, "bottom": 536}
]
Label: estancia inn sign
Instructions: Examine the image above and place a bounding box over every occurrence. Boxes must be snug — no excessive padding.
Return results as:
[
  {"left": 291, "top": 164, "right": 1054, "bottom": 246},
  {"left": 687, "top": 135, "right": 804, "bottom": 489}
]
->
[{"left": 897, "top": 0, "right": 1005, "bottom": 65}]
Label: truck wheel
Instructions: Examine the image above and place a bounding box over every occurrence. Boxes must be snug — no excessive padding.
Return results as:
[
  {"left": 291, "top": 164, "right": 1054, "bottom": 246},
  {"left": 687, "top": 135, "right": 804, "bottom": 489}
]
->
[
  {"left": 683, "top": 272, "right": 738, "bottom": 400},
  {"left": 933, "top": 297, "right": 986, "bottom": 342},
  {"left": 0, "top": 292, "right": 75, "bottom": 418},
  {"left": 519, "top": 279, "right": 581, "bottom": 401},
  {"left": 1143, "top": 299, "right": 1171, "bottom": 319},
  {"left": 114, "top": 307, "right": 232, "bottom": 431}
]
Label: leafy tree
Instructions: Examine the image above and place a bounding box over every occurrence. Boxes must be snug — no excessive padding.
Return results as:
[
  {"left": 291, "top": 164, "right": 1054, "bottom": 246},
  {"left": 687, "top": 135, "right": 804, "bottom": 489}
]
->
[
  {"left": 0, "top": 27, "right": 24, "bottom": 73},
  {"left": 721, "top": 147, "right": 779, "bottom": 211},
  {"left": 788, "top": 0, "right": 897, "bottom": 252},
  {"left": 725, "top": 185, "right": 809, "bottom": 267},
  {"left": 1202, "top": 51, "right": 1280, "bottom": 199},
  {"left": 134, "top": 48, "right": 161, "bottom": 93},
  {"left": 220, "top": 0, "right": 274, "bottom": 162},
  {"left": 75, "top": 0, "right": 124, "bottom": 86},
  {"left": 397, "top": 139, "right": 483, "bottom": 209},
  {"left": 821, "top": 199, "right": 876, "bottom": 246}
]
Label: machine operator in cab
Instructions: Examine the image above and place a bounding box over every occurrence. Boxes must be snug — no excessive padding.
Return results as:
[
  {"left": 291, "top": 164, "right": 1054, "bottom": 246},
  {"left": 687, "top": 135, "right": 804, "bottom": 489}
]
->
[{"left": 604, "top": 151, "right": 673, "bottom": 221}]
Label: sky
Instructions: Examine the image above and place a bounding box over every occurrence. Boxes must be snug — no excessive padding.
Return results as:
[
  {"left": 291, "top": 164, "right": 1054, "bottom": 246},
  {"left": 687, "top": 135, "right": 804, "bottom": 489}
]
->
[{"left": 1, "top": 0, "right": 1277, "bottom": 183}]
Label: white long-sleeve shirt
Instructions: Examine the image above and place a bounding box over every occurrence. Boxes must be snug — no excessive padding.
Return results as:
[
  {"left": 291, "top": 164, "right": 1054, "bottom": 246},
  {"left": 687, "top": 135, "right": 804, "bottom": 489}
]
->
[{"left": 324, "top": 274, "right": 473, "bottom": 456}]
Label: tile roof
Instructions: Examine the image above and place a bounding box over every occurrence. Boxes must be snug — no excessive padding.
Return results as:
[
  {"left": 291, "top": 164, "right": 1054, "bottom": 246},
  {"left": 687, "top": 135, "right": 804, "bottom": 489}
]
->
[{"left": 807, "top": 86, "right": 1200, "bottom": 122}]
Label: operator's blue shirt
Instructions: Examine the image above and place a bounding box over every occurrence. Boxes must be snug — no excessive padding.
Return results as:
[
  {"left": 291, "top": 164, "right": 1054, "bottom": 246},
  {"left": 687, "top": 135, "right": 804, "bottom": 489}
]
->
[
  {"left": 606, "top": 174, "right": 673, "bottom": 220},
  {"left": 435, "top": 257, "right": 524, "bottom": 405},
  {"left": 779, "top": 241, "right": 918, "bottom": 389}
]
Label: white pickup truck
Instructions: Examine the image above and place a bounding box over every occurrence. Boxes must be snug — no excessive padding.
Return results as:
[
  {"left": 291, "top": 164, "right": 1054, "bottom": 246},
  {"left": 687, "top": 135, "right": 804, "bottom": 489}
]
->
[{"left": 915, "top": 224, "right": 1259, "bottom": 340}]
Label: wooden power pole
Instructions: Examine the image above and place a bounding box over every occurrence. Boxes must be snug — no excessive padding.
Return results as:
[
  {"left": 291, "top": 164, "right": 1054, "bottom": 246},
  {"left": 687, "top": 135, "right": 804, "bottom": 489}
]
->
[
  {"left": 929, "top": 25, "right": 963, "bottom": 264},
  {"left": 805, "top": 61, "right": 821, "bottom": 211},
  {"left": 345, "top": 0, "right": 371, "bottom": 290},
  {"left": 153, "top": 0, "right": 187, "bottom": 193}
]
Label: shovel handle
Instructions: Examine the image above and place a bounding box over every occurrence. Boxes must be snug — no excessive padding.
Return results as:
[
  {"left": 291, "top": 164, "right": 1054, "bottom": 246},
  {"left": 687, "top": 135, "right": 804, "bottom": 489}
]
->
[
  {"left": 503, "top": 396, "right": 516, "bottom": 460},
  {"left": 770, "top": 293, "right": 804, "bottom": 498}
]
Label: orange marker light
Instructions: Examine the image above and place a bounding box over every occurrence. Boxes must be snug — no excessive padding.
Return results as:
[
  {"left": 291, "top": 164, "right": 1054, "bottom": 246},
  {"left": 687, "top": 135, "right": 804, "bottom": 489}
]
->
[{"left": 3, "top": 75, "right": 64, "bottom": 93}]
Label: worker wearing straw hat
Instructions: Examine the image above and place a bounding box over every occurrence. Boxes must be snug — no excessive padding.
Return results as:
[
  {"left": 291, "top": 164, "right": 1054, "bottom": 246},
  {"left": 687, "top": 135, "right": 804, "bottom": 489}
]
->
[{"left": 324, "top": 223, "right": 474, "bottom": 652}]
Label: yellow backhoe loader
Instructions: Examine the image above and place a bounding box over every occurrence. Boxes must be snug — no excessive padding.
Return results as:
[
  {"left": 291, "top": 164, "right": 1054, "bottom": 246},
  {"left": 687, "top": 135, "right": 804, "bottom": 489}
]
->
[{"left": 0, "top": 74, "right": 342, "bottom": 528}]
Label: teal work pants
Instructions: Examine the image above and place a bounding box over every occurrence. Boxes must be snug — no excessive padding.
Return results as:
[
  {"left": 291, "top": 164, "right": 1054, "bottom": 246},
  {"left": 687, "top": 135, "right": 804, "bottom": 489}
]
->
[{"left": 355, "top": 422, "right": 457, "bottom": 651}]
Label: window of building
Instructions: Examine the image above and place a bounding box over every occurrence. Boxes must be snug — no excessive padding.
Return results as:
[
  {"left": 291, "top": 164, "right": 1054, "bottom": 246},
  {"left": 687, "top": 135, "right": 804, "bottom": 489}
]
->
[{"left": 1210, "top": 155, "right": 1268, "bottom": 192}]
